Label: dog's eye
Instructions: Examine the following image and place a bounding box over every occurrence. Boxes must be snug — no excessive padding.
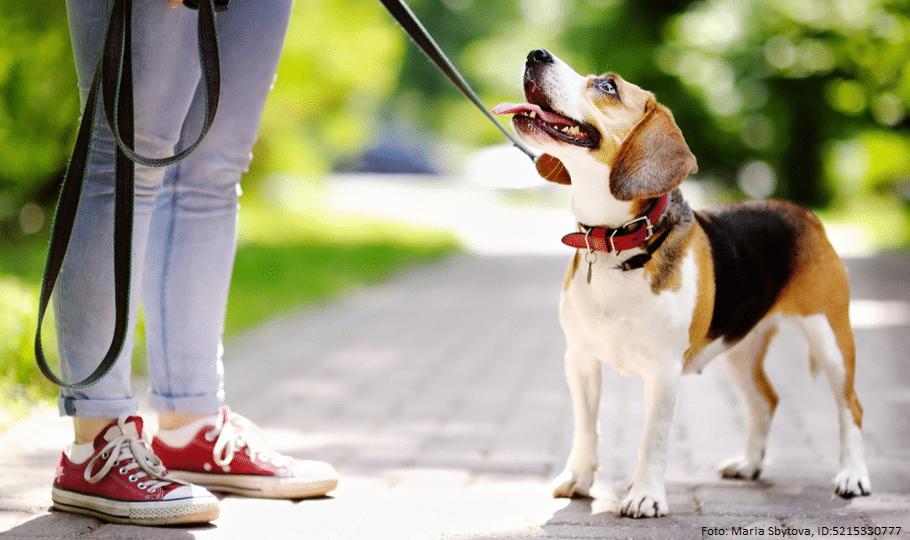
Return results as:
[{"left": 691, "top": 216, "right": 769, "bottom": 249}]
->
[{"left": 596, "top": 79, "right": 618, "bottom": 96}]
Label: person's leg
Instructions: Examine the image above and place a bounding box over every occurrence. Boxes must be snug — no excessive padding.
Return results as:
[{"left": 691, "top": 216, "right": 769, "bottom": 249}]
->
[
  {"left": 142, "top": 0, "right": 293, "bottom": 423},
  {"left": 58, "top": 0, "right": 200, "bottom": 439},
  {"left": 141, "top": 0, "right": 338, "bottom": 498},
  {"left": 53, "top": 1, "right": 231, "bottom": 526}
]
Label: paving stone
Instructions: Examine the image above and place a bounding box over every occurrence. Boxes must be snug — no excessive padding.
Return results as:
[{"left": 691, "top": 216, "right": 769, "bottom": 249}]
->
[{"left": 2, "top": 253, "right": 908, "bottom": 539}]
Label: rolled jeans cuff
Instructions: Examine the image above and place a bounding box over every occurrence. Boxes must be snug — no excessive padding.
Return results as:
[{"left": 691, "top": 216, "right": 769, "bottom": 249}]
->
[
  {"left": 59, "top": 395, "right": 138, "bottom": 419},
  {"left": 148, "top": 390, "right": 224, "bottom": 416}
]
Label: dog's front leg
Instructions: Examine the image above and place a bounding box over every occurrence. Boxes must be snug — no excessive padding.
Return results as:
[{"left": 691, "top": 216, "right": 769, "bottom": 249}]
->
[
  {"left": 620, "top": 363, "right": 681, "bottom": 518},
  {"left": 553, "top": 349, "right": 601, "bottom": 498}
]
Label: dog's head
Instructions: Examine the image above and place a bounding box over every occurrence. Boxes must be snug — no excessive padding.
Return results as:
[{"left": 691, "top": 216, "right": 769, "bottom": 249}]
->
[{"left": 494, "top": 49, "right": 697, "bottom": 202}]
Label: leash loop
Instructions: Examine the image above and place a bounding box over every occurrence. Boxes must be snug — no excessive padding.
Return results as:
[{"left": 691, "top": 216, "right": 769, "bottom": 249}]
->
[{"left": 35, "top": 0, "right": 222, "bottom": 389}]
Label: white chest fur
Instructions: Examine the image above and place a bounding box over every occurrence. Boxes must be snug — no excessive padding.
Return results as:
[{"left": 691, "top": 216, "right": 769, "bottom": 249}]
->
[{"left": 560, "top": 249, "right": 700, "bottom": 377}]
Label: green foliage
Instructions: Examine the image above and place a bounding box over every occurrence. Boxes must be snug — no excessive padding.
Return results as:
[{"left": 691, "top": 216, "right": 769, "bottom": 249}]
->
[
  {"left": 228, "top": 239, "right": 454, "bottom": 333},
  {"left": 0, "top": 277, "right": 49, "bottom": 388},
  {"left": 6, "top": 0, "right": 909, "bottom": 219},
  {"left": 0, "top": 3, "right": 79, "bottom": 223},
  {"left": 0, "top": 243, "right": 58, "bottom": 421},
  {"left": 250, "top": 0, "right": 407, "bottom": 183},
  {"left": 226, "top": 193, "right": 457, "bottom": 334},
  {"left": 386, "top": 0, "right": 909, "bottom": 208},
  {"left": 657, "top": 0, "right": 910, "bottom": 205}
]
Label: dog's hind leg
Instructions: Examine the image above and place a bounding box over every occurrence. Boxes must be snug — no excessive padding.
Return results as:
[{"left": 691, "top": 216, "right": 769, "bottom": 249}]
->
[
  {"left": 553, "top": 350, "right": 601, "bottom": 499},
  {"left": 719, "top": 319, "right": 779, "bottom": 481},
  {"left": 798, "top": 312, "right": 871, "bottom": 497}
]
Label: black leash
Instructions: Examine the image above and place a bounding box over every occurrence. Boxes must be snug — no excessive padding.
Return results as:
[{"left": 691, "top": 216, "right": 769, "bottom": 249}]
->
[
  {"left": 378, "top": 0, "right": 538, "bottom": 162},
  {"left": 35, "top": 0, "right": 222, "bottom": 389},
  {"left": 38, "top": 0, "right": 523, "bottom": 389}
]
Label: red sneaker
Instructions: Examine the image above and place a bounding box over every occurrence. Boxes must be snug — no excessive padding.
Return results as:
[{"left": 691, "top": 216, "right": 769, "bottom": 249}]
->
[
  {"left": 52, "top": 415, "right": 220, "bottom": 526},
  {"left": 153, "top": 406, "right": 339, "bottom": 499}
]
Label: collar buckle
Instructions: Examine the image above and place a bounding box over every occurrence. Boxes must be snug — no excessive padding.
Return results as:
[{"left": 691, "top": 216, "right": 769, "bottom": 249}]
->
[{"left": 609, "top": 214, "right": 655, "bottom": 253}]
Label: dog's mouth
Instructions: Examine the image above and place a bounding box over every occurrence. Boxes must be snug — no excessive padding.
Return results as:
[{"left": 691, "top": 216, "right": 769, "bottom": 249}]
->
[{"left": 493, "top": 81, "right": 600, "bottom": 148}]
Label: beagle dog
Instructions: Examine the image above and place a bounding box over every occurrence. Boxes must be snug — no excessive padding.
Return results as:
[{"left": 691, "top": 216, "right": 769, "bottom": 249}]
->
[{"left": 493, "top": 49, "right": 870, "bottom": 518}]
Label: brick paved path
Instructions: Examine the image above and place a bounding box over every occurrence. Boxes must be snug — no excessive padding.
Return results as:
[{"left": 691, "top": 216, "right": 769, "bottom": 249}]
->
[{"left": 2, "top": 252, "right": 908, "bottom": 539}]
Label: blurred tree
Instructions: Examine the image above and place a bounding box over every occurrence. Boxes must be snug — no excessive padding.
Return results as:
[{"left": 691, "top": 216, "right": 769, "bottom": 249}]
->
[
  {"left": 0, "top": 0, "right": 408, "bottom": 238},
  {"left": 4, "top": 0, "right": 909, "bottom": 232},
  {"left": 251, "top": 0, "right": 407, "bottom": 184},
  {"left": 658, "top": 0, "right": 910, "bottom": 206},
  {"left": 0, "top": 2, "right": 79, "bottom": 240},
  {"left": 389, "top": 0, "right": 910, "bottom": 209}
]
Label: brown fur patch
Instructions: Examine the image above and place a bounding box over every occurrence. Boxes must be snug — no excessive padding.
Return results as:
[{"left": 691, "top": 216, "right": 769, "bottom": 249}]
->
[
  {"left": 683, "top": 226, "right": 716, "bottom": 368},
  {"left": 681, "top": 200, "right": 861, "bottom": 425},
  {"left": 644, "top": 230, "right": 685, "bottom": 293},
  {"left": 752, "top": 326, "right": 781, "bottom": 412},
  {"left": 629, "top": 197, "right": 654, "bottom": 222},
  {"left": 642, "top": 191, "right": 693, "bottom": 293},
  {"left": 565, "top": 250, "right": 580, "bottom": 291},
  {"left": 771, "top": 207, "right": 863, "bottom": 427},
  {"left": 585, "top": 73, "right": 654, "bottom": 165},
  {"left": 609, "top": 100, "right": 698, "bottom": 202}
]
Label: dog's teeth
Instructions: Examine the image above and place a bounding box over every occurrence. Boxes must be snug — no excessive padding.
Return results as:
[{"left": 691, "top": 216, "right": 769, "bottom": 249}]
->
[{"left": 529, "top": 111, "right": 537, "bottom": 119}]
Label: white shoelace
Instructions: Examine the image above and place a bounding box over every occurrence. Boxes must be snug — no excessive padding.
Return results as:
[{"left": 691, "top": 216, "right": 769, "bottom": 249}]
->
[
  {"left": 85, "top": 415, "right": 186, "bottom": 493},
  {"left": 207, "top": 410, "right": 293, "bottom": 469}
]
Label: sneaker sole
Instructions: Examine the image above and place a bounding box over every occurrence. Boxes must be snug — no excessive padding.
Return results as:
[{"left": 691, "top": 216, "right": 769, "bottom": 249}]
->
[
  {"left": 51, "top": 486, "right": 220, "bottom": 526},
  {"left": 168, "top": 470, "right": 339, "bottom": 499}
]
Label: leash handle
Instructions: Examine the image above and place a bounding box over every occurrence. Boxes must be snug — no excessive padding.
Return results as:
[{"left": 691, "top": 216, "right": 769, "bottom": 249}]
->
[
  {"left": 34, "top": 0, "right": 221, "bottom": 389},
  {"left": 104, "top": 0, "right": 221, "bottom": 168},
  {"left": 378, "top": 0, "right": 538, "bottom": 162}
]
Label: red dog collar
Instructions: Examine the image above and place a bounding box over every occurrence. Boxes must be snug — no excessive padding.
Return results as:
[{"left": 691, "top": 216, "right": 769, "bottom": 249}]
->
[{"left": 562, "top": 194, "right": 669, "bottom": 253}]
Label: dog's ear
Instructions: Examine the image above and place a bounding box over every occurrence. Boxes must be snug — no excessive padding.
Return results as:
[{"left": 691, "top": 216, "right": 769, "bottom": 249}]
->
[
  {"left": 536, "top": 154, "right": 571, "bottom": 185},
  {"left": 609, "top": 101, "right": 697, "bottom": 201}
]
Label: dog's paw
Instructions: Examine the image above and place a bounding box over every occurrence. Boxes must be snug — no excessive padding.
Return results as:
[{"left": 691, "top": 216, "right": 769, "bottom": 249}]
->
[
  {"left": 834, "top": 466, "right": 871, "bottom": 498},
  {"left": 619, "top": 489, "right": 668, "bottom": 518},
  {"left": 719, "top": 456, "right": 762, "bottom": 480},
  {"left": 551, "top": 468, "right": 594, "bottom": 499}
]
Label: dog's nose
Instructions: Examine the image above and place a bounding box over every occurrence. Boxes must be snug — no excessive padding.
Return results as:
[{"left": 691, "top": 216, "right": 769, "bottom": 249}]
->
[{"left": 526, "top": 49, "right": 553, "bottom": 66}]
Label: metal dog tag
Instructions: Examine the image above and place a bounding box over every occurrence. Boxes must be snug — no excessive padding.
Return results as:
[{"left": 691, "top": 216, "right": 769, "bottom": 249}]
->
[
  {"left": 585, "top": 250, "right": 596, "bottom": 284},
  {"left": 583, "top": 228, "right": 597, "bottom": 284}
]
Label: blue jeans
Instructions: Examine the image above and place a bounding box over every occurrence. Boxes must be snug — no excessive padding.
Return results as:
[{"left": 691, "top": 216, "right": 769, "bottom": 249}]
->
[{"left": 57, "top": 0, "right": 292, "bottom": 418}]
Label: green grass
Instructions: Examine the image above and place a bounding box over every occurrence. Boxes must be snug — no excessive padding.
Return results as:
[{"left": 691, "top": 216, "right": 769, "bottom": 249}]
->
[
  {"left": 226, "top": 194, "right": 458, "bottom": 334},
  {"left": 816, "top": 194, "right": 910, "bottom": 253},
  {"left": 0, "top": 192, "right": 457, "bottom": 429},
  {"left": 0, "top": 237, "right": 60, "bottom": 427}
]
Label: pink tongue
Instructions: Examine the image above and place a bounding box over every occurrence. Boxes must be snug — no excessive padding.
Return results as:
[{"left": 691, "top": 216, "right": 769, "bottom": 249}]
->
[{"left": 492, "top": 102, "right": 574, "bottom": 126}]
